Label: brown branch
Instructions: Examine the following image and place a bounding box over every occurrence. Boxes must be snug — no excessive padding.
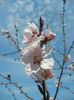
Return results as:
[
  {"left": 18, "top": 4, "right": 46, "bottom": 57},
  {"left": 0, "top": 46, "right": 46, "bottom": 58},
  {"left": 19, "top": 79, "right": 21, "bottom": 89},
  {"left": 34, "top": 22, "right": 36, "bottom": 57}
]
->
[
  {"left": 62, "top": 0, "right": 66, "bottom": 56},
  {"left": 9, "top": 32, "right": 21, "bottom": 51},
  {"left": 49, "top": 45, "right": 64, "bottom": 56},
  {"left": 0, "top": 74, "right": 34, "bottom": 100},
  {"left": 42, "top": 81, "right": 46, "bottom": 100},
  {"left": 39, "top": 17, "right": 44, "bottom": 36},
  {"left": 61, "top": 85, "right": 74, "bottom": 94},
  {"left": 66, "top": 41, "right": 74, "bottom": 56},
  {"left": 0, "top": 82, "right": 17, "bottom": 100},
  {"left": 54, "top": 1, "right": 68, "bottom": 99},
  {"left": 54, "top": 41, "right": 74, "bottom": 100},
  {"left": 51, "top": 52, "right": 62, "bottom": 68},
  {"left": 14, "top": 24, "right": 19, "bottom": 46},
  {"left": 32, "top": 74, "right": 49, "bottom": 100},
  {"left": 2, "top": 50, "right": 21, "bottom": 57}
]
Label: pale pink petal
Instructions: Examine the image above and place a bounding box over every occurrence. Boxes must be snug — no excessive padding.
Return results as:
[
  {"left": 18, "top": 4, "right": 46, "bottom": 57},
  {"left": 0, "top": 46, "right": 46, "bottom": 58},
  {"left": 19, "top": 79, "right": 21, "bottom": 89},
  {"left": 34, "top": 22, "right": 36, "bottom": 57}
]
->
[
  {"left": 42, "top": 45, "right": 51, "bottom": 57},
  {"left": 27, "top": 23, "right": 38, "bottom": 34},
  {"left": 22, "top": 23, "right": 38, "bottom": 43},
  {"left": 31, "top": 63, "right": 40, "bottom": 71},
  {"left": 35, "top": 69, "right": 54, "bottom": 81},
  {"left": 28, "top": 46, "right": 42, "bottom": 59},
  {"left": 21, "top": 46, "right": 43, "bottom": 72},
  {"left": 21, "top": 53, "right": 32, "bottom": 65},
  {"left": 41, "top": 58, "right": 54, "bottom": 69},
  {"left": 45, "top": 28, "right": 56, "bottom": 41}
]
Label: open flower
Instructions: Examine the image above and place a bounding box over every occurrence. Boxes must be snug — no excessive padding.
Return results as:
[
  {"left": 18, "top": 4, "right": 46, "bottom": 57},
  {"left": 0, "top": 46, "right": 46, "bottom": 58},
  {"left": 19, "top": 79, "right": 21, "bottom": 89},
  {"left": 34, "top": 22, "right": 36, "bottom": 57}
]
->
[
  {"left": 27, "top": 23, "right": 38, "bottom": 34},
  {"left": 21, "top": 45, "right": 54, "bottom": 74},
  {"left": 44, "top": 28, "right": 56, "bottom": 41},
  {"left": 22, "top": 23, "right": 38, "bottom": 44},
  {"left": 35, "top": 68, "right": 54, "bottom": 81}
]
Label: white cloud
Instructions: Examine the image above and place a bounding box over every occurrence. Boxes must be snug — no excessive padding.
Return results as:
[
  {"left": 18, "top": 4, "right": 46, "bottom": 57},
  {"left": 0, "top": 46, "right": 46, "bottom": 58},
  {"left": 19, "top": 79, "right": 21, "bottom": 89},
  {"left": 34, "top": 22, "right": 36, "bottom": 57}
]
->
[
  {"left": 9, "top": 8, "right": 17, "bottom": 13},
  {"left": 25, "top": 2, "right": 34, "bottom": 13},
  {"left": 44, "top": 0, "right": 50, "bottom": 4},
  {"left": 17, "top": 0, "right": 25, "bottom": 5}
]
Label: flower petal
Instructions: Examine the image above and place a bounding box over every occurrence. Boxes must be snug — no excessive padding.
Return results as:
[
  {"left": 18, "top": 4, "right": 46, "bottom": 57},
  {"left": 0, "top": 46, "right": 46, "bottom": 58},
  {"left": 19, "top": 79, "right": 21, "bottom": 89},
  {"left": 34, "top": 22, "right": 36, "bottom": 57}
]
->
[
  {"left": 43, "top": 45, "right": 51, "bottom": 57},
  {"left": 31, "top": 63, "right": 40, "bottom": 71},
  {"left": 41, "top": 58, "right": 54, "bottom": 69}
]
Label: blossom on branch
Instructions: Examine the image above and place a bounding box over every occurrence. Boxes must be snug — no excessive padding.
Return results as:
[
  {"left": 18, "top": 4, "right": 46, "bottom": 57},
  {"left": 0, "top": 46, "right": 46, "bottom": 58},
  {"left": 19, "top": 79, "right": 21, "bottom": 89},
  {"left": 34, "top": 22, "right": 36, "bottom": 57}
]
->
[
  {"left": 21, "top": 45, "right": 54, "bottom": 75},
  {"left": 35, "top": 69, "right": 54, "bottom": 81},
  {"left": 22, "top": 23, "right": 38, "bottom": 44},
  {"left": 27, "top": 23, "right": 38, "bottom": 34},
  {"left": 44, "top": 28, "right": 56, "bottom": 41},
  {"left": 21, "top": 22, "right": 55, "bottom": 82}
]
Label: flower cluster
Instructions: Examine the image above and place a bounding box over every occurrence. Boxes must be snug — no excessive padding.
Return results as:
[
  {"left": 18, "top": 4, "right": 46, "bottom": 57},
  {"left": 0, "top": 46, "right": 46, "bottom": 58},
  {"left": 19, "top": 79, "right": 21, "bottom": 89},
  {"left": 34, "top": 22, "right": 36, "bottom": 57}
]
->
[{"left": 21, "top": 22, "right": 56, "bottom": 81}]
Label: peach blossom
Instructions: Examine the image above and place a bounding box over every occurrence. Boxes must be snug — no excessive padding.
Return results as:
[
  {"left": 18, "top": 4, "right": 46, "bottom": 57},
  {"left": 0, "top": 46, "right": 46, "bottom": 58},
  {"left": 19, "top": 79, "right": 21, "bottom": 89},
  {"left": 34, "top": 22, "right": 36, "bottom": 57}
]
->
[
  {"left": 45, "top": 28, "right": 56, "bottom": 41},
  {"left": 36, "top": 69, "right": 54, "bottom": 81},
  {"left": 21, "top": 45, "right": 54, "bottom": 75}
]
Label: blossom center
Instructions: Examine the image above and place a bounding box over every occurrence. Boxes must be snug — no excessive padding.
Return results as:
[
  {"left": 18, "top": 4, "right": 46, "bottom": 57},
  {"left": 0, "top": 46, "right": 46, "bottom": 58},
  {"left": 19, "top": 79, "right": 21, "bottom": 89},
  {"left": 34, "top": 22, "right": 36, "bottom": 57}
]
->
[
  {"left": 32, "top": 30, "right": 37, "bottom": 34},
  {"left": 33, "top": 55, "right": 43, "bottom": 64},
  {"left": 41, "top": 71, "right": 49, "bottom": 79}
]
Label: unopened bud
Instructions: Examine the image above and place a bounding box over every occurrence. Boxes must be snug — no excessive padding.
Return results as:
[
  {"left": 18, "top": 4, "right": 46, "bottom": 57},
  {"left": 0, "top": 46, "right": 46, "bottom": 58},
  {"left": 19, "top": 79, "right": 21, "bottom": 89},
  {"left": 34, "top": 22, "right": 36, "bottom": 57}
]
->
[{"left": 64, "top": 54, "right": 70, "bottom": 62}]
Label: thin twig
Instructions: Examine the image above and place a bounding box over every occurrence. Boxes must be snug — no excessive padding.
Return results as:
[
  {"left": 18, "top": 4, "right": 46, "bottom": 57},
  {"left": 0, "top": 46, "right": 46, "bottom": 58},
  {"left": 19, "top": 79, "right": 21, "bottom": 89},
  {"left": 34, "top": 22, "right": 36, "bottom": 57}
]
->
[
  {"left": 51, "top": 52, "right": 62, "bottom": 68},
  {"left": 66, "top": 41, "right": 74, "bottom": 56},
  {"left": 54, "top": 1, "right": 66, "bottom": 99},
  {"left": 7, "top": 32, "right": 21, "bottom": 51},
  {"left": 42, "top": 81, "right": 46, "bottom": 100},
  {"left": 61, "top": 85, "right": 74, "bottom": 94},
  {"left": 54, "top": 40, "right": 74, "bottom": 100},
  {"left": 49, "top": 45, "right": 64, "bottom": 56},
  {"left": 0, "top": 82, "right": 17, "bottom": 100},
  {"left": 0, "top": 74, "right": 34, "bottom": 100},
  {"left": 2, "top": 50, "right": 21, "bottom": 57},
  {"left": 62, "top": 0, "right": 66, "bottom": 56}
]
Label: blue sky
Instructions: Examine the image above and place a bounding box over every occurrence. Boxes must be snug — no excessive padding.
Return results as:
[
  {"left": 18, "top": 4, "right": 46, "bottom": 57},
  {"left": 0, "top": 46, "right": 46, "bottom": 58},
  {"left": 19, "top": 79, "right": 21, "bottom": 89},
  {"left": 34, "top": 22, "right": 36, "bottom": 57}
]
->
[{"left": 0, "top": 0, "right": 74, "bottom": 100}]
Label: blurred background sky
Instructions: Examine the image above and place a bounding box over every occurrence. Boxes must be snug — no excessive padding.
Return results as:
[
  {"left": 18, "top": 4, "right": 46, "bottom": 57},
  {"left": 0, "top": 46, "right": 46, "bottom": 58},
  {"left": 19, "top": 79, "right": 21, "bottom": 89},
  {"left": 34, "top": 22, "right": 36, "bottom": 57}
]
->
[{"left": 0, "top": 0, "right": 74, "bottom": 100}]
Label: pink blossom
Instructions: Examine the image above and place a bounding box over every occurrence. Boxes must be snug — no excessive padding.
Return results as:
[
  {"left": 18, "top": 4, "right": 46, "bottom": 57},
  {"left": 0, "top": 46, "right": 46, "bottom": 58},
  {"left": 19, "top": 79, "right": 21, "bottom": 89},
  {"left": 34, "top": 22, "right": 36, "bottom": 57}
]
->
[
  {"left": 27, "top": 23, "right": 38, "bottom": 35},
  {"left": 45, "top": 28, "right": 56, "bottom": 41},
  {"left": 21, "top": 46, "right": 43, "bottom": 71},
  {"left": 1, "top": 29, "right": 9, "bottom": 35},
  {"left": 21, "top": 45, "right": 54, "bottom": 74},
  {"left": 22, "top": 23, "right": 38, "bottom": 44},
  {"left": 22, "top": 28, "right": 37, "bottom": 43},
  {"left": 36, "top": 69, "right": 54, "bottom": 81}
]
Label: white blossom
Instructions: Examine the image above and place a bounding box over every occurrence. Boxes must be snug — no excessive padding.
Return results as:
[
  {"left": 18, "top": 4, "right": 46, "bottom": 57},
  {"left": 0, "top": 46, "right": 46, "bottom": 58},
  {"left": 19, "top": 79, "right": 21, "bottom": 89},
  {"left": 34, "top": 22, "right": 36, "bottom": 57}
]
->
[
  {"left": 22, "top": 23, "right": 38, "bottom": 44},
  {"left": 21, "top": 45, "right": 54, "bottom": 75}
]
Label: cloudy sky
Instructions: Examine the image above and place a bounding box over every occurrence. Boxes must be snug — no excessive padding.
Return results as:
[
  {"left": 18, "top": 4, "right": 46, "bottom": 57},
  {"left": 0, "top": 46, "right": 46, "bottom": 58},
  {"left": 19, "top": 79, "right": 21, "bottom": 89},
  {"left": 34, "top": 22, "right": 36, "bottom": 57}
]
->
[{"left": 0, "top": 0, "right": 74, "bottom": 100}]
